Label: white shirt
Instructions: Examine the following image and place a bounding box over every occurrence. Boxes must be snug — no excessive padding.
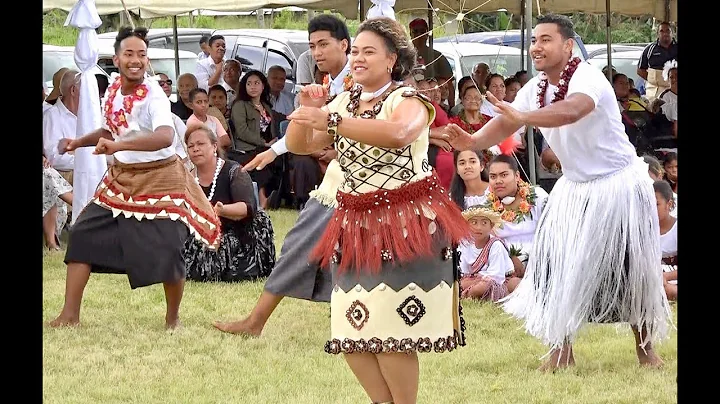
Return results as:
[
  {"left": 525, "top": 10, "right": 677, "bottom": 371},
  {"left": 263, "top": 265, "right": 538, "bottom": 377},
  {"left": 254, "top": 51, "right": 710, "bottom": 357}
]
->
[
  {"left": 271, "top": 60, "right": 352, "bottom": 157},
  {"left": 271, "top": 90, "right": 295, "bottom": 116},
  {"left": 459, "top": 238, "right": 513, "bottom": 285},
  {"left": 512, "top": 62, "right": 637, "bottom": 182},
  {"left": 196, "top": 57, "right": 223, "bottom": 91},
  {"left": 660, "top": 220, "right": 677, "bottom": 284},
  {"left": 171, "top": 113, "right": 188, "bottom": 160},
  {"left": 660, "top": 90, "right": 677, "bottom": 122},
  {"left": 494, "top": 186, "right": 549, "bottom": 261},
  {"left": 43, "top": 101, "right": 53, "bottom": 113},
  {"left": 43, "top": 99, "right": 77, "bottom": 171},
  {"left": 197, "top": 51, "right": 209, "bottom": 61},
  {"left": 101, "top": 78, "right": 176, "bottom": 164},
  {"left": 221, "top": 81, "right": 237, "bottom": 108}
]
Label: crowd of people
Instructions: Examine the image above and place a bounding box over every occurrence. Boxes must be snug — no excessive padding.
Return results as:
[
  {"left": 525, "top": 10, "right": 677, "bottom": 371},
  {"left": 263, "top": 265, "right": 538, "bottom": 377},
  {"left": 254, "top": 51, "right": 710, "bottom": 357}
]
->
[{"left": 43, "top": 12, "right": 677, "bottom": 404}]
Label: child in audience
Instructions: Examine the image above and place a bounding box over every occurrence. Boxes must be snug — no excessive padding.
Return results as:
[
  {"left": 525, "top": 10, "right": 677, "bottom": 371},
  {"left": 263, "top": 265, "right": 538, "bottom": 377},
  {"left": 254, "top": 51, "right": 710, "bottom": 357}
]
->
[
  {"left": 449, "top": 148, "right": 491, "bottom": 209},
  {"left": 208, "top": 84, "right": 230, "bottom": 119},
  {"left": 644, "top": 155, "right": 676, "bottom": 217},
  {"left": 654, "top": 180, "right": 677, "bottom": 301},
  {"left": 458, "top": 206, "right": 514, "bottom": 302},
  {"left": 186, "top": 88, "right": 231, "bottom": 149}
]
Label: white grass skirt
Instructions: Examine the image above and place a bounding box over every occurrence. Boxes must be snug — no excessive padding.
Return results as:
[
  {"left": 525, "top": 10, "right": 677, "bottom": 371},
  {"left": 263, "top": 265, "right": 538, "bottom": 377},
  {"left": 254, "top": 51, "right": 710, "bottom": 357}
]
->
[{"left": 502, "top": 159, "right": 672, "bottom": 352}]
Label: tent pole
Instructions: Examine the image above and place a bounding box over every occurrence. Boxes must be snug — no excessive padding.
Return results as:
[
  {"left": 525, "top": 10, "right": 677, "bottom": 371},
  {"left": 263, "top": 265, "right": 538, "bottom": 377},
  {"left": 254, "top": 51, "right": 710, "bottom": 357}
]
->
[
  {"left": 173, "top": 15, "right": 180, "bottom": 79},
  {"left": 524, "top": 0, "right": 536, "bottom": 185},
  {"left": 605, "top": 0, "right": 612, "bottom": 81}
]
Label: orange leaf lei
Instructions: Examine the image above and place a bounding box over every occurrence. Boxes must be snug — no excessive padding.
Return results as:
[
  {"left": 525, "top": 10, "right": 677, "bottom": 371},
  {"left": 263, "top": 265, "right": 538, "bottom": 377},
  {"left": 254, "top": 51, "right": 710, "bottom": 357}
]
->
[
  {"left": 104, "top": 77, "right": 149, "bottom": 136},
  {"left": 483, "top": 180, "right": 538, "bottom": 224},
  {"left": 322, "top": 73, "right": 355, "bottom": 92}
]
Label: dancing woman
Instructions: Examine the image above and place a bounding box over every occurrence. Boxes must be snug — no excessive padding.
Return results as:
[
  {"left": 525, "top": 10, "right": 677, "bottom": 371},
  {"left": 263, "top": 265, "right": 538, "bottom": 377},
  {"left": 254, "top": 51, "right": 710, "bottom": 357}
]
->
[{"left": 286, "top": 17, "right": 470, "bottom": 404}]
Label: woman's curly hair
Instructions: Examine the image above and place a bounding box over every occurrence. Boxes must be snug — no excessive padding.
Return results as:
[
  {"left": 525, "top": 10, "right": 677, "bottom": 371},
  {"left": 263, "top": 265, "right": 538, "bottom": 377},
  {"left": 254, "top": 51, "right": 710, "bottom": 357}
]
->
[{"left": 357, "top": 17, "right": 417, "bottom": 82}]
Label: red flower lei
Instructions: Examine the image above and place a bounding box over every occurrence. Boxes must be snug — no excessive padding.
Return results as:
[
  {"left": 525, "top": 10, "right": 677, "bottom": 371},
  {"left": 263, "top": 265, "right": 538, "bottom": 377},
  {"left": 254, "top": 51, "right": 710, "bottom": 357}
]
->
[
  {"left": 322, "top": 73, "right": 355, "bottom": 92},
  {"left": 104, "top": 77, "right": 149, "bottom": 135},
  {"left": 536, "top": 56, "right": 582, "bottom": 109}
]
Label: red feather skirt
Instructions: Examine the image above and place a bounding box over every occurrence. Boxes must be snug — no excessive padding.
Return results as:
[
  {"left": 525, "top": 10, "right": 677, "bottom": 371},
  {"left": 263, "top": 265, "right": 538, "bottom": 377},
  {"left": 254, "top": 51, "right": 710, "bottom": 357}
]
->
[{"left": 310, "top": 172, "right": 472, "bottom": 274}]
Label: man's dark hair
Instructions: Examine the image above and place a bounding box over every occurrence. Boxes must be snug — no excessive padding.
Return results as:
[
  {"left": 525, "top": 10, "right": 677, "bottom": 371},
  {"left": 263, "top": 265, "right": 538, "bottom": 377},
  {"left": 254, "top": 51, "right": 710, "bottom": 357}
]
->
[
  {"left": 114, "top": 26, "right": 149, "bottom": 54},
  {"left": 199, "top": 34, "right": 211, "bottom": 45},
  {"left": 536, "top": 14, "right": 575, "bottom": 40},
  {"left": 514, "top": 70, "right": 528, "bottom": 78},
  {"left": 308, "top": 14, "right": 351, "bottom": 55},
  {"left": 208, "top": 35, "right": 225, "bottom": 47},
  {"left": 208, "top": 84, "right": 227, "bottom": 97}
]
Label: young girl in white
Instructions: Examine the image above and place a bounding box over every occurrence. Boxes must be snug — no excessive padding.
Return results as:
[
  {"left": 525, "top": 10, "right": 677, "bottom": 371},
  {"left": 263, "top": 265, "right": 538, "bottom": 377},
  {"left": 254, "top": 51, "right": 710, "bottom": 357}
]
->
[
  {"left": 655, "top": 180, "right": 677, "bottom": 301},
  {"left": 449, "top": 148, "right": 491, "bottom": 209},
  {"left": 459, "top": 206, "right": 514, "bottom": 302}
]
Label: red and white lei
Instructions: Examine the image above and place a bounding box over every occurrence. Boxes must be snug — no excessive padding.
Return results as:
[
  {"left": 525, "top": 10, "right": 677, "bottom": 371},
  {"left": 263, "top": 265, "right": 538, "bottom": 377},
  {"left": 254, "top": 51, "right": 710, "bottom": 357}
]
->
[
  {"left": 104, "top": 77, "right": 149, "bottom": 136},
  {"left": 536, "top": 56, "right": 582, "bottom": 108}
]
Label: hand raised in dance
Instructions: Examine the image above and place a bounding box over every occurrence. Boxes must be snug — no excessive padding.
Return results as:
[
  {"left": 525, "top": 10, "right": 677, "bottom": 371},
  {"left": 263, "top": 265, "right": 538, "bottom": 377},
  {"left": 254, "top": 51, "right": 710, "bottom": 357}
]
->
[
  {"left": 242, "top": 149, "right": 278, "bottom": 171},
  {"left": 486, "top": 92, "right": 526, "bottom": 127},
  {"left": 287, "top": 106, "right": 330, "bottom": 131},
  {"left": 58, "top": 138, "right": 77, "bottom": 155},
  {"left": 93, "top": 137, "right": 119, "bottom": 155},
  {"left": 443, "top": 123, "right": 475, "bottom": 151},
  {"left": 297, "top": 84, "right": 329, "bottom": 109},
  {"left": 213, "top": 201, "right": 224, "bottom": 217}
]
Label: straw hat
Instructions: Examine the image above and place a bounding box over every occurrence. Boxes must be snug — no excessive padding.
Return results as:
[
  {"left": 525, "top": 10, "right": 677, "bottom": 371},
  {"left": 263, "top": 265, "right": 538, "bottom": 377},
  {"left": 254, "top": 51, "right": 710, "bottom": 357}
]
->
[
  {"left": 45, "top": 67, "right": 69, "bottom": 102},
  {"left": 461, "top": 206, "right": 503, "bottom": 229}
]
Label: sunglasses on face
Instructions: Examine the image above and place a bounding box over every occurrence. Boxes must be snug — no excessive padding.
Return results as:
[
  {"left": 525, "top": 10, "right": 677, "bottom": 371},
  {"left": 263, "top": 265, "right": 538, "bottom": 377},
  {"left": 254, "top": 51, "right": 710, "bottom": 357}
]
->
[{"left": 159, "top": 80, "right": 172, "bottom": 85}]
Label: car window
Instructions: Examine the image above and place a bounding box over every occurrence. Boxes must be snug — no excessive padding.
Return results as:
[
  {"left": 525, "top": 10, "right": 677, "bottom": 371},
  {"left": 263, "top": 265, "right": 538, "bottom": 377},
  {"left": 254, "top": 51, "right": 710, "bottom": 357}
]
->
[
  {"left": 148, "top": 38, "right": 167, "bottom": 48},
  {"left": 167, "top": 35, "right": 204, "bottom": 55},
  {"left": 588, "top": 56, "right": 641, "bottom": 84},
  {"left": 43, "top": 51, "right": 79, "bottom": 85},
  {"left": 233, "top": 44, "right": 266, "bottom": 73},
  {"left": 267, "top": 49, "right": 293, "bottom": 76},
  {"left": 149, "top": 57, "right": 197, "bottom": 93},
  {"left": 459, "top": 54, "right": 524, "bottom": 78}
]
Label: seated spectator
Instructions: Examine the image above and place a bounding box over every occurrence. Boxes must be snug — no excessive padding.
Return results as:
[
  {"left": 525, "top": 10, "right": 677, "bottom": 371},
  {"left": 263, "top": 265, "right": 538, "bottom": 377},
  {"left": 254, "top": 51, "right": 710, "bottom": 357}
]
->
[
  {"left": 458, "top": 206, "right": 513, "bottom": 302},
  {"left": 449, "top": 75, "right": 474, "bottom": 116},
  {"left": 449, "top": 148, "right": 491, "bottom": 210},
  {"left": 663, "top": 152, "right": 677, "bottom": 193},
  {"left": 504, "top": 76, "right": 521, "bottom": 103},
  {"left": 613, "top": 73, "right": 654, "bottom": 155},
  {"left": 417, "top": 78, "right": 452, "bottom": 187},
  {"left": 43, "top": 157, "right": 73, "bottom": 250},
  {"left": 654, "top": 180, "right": 677, "bottom": 301},
  {"left": 230, "top": 70, "right": 278, "bottom": 209},
  {"left": 172, "top": 73, "right": 197, "bottom": 120},
  {"left": 183, "top": 124, "right": 276, "bottom": 282},
  {"left": 209, "top": 84, "right": 230, "bottom": 119},
  {"left": 480, "top": 74, "right": 505, "bottom": 117},
  {"left": 186, "top": 88, "right": 231, "bottom": 150},
  {"left": 483, "top": 154, "right": 550, "bottom": 292}
]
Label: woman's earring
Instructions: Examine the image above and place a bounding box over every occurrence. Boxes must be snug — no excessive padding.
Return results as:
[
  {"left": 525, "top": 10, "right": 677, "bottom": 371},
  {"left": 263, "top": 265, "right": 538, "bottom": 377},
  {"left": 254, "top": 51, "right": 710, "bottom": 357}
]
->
[
  {"left": 214, "top": 151, "right": 218, "bottom": 157},
  {"left": 387, "top": 66, "right": 392, "bottom": 74}
]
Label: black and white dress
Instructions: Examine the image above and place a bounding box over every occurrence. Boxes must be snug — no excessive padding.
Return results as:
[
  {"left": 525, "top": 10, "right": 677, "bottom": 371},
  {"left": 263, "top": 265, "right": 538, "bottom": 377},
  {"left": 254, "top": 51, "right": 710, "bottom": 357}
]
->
[{"left": 184, "top": 161, "right": 276, "bottom": 282}]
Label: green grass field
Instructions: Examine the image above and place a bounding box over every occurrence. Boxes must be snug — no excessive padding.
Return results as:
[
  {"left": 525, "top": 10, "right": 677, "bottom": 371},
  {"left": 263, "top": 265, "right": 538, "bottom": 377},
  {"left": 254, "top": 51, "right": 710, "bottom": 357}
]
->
[{"left": 43, "top": 209, "right": 677, "bottom": 403}]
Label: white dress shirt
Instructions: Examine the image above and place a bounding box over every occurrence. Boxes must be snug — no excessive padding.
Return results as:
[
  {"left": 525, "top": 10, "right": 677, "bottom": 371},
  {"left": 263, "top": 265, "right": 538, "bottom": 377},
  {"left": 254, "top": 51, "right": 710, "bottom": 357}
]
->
[
  {"left": 270, "top": 61, "right": 351, "bottom": 156},
  {"left": 196, "top": 57, "right": 224, "bottom": 91},
  {"left": 43, "top": 99, "right": 77, "bottom": 171},
  {"left": 221, "top": 81, "right": 237, "bottom": 108}
]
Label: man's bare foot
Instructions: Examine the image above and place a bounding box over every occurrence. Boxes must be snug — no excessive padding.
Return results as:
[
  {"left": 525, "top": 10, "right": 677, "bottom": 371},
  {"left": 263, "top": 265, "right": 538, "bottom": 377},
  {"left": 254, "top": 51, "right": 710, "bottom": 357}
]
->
[
  {"left": 637, "top": 347, "right": 664, "bottom": 368},
  {"left": 538, "top": 346, "right": 575, "bottom": 372},
  {"left": 165, "top": 316, "right": 181, "bottom": 330},
  {"left": 49, "top": 314, "right": 79, "bottom": 327},
  {"left": 212, "top": 318, "right": 262, "bottom": 337}
]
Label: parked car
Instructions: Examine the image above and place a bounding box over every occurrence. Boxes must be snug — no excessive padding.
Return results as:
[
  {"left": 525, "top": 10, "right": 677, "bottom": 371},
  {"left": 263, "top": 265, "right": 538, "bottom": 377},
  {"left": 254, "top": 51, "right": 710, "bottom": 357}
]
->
[
  {"left": 43, "top": 44, "right": 109, "bottom": 96},
  {"left": 587, "top": 49, "right": 646, "bottom": 93},
  {"left": 432, "top": 42, "right": 525, "bottom": 103},
  {"left": 434, "top": 29, "right": 590, "bottom": 60},
  {"left": 584, "top": 44, "right": 644, "bottom": 59},
  {"left": 96, "top": 28, "right": 215, "bottom": 56},
  {"left": 95, "top": 46, "right": 198, "bottom": 99},
  {"left": 212, "top": 28, "right": 310, "bottom": 90}
]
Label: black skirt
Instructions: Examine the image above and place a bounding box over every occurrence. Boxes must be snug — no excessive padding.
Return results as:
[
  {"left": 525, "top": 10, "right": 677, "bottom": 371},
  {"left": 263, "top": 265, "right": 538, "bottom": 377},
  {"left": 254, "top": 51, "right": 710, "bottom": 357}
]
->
[
  {"left": 65, "top": 203, "right": 189, "bottom": 289},
  {"left": 184, "top": 210, "right": 276, "bottom": 282}
]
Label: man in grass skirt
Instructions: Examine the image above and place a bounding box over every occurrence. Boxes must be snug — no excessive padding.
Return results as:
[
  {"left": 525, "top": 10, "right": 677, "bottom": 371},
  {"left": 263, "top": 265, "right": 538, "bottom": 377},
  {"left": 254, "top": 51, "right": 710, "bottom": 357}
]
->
[
  {"left": 49, "top": 27, "right": 221, "bottom": 330},
  {"left": 446, "top": 14, "right": 671, "bottom": 371}
]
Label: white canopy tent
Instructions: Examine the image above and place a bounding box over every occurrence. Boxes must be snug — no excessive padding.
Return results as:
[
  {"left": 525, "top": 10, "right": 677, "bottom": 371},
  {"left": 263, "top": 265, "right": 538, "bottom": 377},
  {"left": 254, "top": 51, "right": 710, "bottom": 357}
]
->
[{"left": 43, "top": 0, "right": 676, "bottom": 21}]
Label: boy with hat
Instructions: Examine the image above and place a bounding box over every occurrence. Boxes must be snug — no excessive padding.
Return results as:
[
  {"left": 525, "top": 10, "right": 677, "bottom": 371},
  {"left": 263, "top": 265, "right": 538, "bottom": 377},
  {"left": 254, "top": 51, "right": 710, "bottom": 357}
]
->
[{"left": 459, "top": 206, "right": 514, "bottom": 302}]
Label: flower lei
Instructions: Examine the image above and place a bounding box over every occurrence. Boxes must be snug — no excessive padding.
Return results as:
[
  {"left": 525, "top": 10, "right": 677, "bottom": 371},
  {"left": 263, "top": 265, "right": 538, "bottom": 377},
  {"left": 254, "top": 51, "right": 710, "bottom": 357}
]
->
[
  {"left": 322, "top": 72, "right": 355, "bottom": 92},
  {"left": 483, "top": 180, "right": 537, "bottom": 224},
  {"left": 536, "top": 56, "right": 582, "bottom": 108},
  {"left": 104, "top": 77, "right": 149, "bottom": 135}
]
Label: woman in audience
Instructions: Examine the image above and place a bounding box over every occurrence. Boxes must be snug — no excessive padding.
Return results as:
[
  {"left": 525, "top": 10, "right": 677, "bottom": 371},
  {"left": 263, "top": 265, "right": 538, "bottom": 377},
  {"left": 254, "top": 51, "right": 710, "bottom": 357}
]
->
[
  {"left": 644, "top": 155, "right": 677, "bottom": 217},
  {"left": 448, "top": 86, "right": 492, "bottom": 134},
  {"left": 209, "top": 84, "right": 231, "bottom": 120},
  {"left": 449, "top": 75, "right": 474, "bottom": 116},
  {"left": 481, "top": 73, "right": 506, "bottom": 117},
  {"left": 450, "top": 148, "right": 490, "bottom": 209},
  {"left": 230, "top": 70, "right": 278, "bottom": 208},
  {"left": 417, "top": 78, "right": 453, "bottom": 188},
  {"left": 482, "top": 154, "right": 549, "bottom": 291},
  {"left": 183, "top": 124, "right": 275, "bottom": 282},
  {"left": 503, "top": 76, "right": 522, "bottom": 103},
  {"left": 663, "top": 152, "right": 677, "bottom": 193},
  {"left": 43, "top": 157, "right": 73, "bottom": 250},
  {"left": 187, "top": 88, "right": 231, "bottom": 149},
  {"left": 458, "top": 206, "right": 514, "bottom": 302},
  {"left": 654, "top": 180, "right": 677, "bottom": 301}
]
